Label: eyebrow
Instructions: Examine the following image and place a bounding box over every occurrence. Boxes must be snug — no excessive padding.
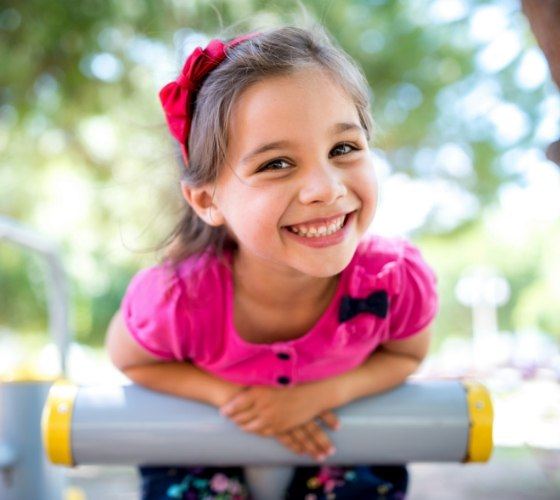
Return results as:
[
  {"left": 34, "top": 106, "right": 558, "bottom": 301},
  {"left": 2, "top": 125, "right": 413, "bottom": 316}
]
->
[{"left": 240, "top": 122, "right": 364, "bottom": 165}]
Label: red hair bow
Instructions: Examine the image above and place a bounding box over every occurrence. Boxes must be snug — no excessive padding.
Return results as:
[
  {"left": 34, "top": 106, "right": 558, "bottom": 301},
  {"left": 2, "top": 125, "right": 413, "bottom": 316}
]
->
[{"left": 159, "top": 33, "right": 257, "bottom": 164}]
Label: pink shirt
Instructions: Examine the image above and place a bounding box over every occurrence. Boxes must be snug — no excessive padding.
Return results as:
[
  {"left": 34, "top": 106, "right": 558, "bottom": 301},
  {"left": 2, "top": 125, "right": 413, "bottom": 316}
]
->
[{"left": 121, "top": 236, "right": 438, "bottom": 387}]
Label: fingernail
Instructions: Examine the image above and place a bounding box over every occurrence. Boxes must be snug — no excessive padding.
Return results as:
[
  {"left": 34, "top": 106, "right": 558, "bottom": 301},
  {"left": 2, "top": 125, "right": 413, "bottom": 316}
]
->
[{"left": 328, "top": 447, "right": 336, "bottom": 455}]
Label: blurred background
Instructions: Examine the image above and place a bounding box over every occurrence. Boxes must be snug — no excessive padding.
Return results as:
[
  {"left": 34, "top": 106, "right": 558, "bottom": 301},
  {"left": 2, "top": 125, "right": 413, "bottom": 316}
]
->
[{"left": 1, "top": 0, "right": 559, "bottom": 498}]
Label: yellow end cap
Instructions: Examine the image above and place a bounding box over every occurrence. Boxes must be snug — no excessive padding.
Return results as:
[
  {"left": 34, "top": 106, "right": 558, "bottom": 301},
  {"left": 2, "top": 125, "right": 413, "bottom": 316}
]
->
[
  {"left": 41, "top": 379, "right": 77, "bottom": 466},
  {"left": 463, "top": 380, "right": 493, "bottom": 462}
]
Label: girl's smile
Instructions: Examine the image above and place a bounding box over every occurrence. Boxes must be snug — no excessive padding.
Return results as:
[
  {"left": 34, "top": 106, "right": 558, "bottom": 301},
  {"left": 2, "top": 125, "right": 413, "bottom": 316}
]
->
[{"left": 282, "top": 210, "right": 357, "bottom": 248}]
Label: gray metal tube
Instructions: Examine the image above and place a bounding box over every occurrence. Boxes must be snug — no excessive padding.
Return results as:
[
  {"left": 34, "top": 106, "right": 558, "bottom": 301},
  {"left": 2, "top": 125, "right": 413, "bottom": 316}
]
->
[
  {"left": 0, "top": 215, "right": 70, "bottom": 373},
  {"left": 1, "top": 216, "right": 70, "bottom": 500},
  {"left": 43, "top": 380, "right": 493, "bottom": 467},
  {"left": 0, "top": 383, "right": 66, "bottom": 500}
]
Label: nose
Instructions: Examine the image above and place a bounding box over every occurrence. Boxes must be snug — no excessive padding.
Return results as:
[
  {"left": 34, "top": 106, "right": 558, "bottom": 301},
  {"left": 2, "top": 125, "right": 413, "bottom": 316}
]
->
[{"left": 298, "top": 163, "right": 347, "bottom": 205}]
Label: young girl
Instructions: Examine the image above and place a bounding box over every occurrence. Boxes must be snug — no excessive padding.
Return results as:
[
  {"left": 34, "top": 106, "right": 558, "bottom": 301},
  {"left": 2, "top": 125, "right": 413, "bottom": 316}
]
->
[{"left": 106, "top": 25, "right": 438, "bottom": 500}]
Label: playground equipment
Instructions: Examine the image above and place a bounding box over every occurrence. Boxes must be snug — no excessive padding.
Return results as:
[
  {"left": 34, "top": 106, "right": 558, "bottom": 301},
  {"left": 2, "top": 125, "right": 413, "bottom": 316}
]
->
[
  {"left": 0, "top": 216, "right": 70, "bottom": 500},
  {"left": 43, "top": 378, "right": 493, "bottom": 499}
]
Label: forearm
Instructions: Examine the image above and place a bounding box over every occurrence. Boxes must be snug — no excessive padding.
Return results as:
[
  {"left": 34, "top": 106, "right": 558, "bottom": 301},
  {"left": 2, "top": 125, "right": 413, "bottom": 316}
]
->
[
  {"left": 122, "top": 361, "right": 243, "bottom": 407},
  {"left": 308, "top": 348, "right": 422, "bottom": 411}
]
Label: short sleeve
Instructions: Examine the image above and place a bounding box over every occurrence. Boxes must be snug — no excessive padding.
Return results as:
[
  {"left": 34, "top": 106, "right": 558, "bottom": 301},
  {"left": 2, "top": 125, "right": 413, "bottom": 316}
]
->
[
  {"left": 388, "top": 241, "right": 438, "bottom": 341},
  {"left": 120, "top": 265, "right": 191, "bottom": 360}
]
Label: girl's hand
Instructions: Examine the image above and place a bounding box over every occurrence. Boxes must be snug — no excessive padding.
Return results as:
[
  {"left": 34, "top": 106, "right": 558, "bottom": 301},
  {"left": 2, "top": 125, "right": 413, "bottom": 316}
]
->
[
  {"left": 219, "top": 384, "right": 331, "bottom": 436},
  {"left": 276, "top": 411, "right": 339, "bottom": 461}
]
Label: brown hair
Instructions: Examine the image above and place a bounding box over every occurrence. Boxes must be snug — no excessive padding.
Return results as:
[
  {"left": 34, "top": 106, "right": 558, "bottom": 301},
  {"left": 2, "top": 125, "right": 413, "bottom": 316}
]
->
[{"left": 156, "top": 24, "right": 374, "bottom": 267}]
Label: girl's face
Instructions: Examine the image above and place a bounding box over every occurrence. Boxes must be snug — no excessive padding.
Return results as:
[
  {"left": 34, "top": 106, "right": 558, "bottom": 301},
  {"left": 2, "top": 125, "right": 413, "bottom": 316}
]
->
[{"left": 213, "top": 66, "right": 378, "bottom": 278}]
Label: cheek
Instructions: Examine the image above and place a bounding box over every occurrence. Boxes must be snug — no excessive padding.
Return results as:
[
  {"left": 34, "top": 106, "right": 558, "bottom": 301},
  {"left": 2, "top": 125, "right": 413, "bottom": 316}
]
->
[
  {"left": 350, "top": 163, "right": 378, "bottom": 230},
  {"left": 354, "top": 163, "right": 378, "bottom": 205},
  {"left": 226, "top": 189, "right": 284, "bottom": 236},
  {"left": 368, "top": 172, "right": 379, "bottom": 209}
]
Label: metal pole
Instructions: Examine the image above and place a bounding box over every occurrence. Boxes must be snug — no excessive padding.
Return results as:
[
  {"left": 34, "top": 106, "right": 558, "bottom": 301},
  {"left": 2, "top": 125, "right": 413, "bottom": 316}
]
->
[
  {"left": 0, "top": 216, "right": 70, "bottom": 372},
  {"left": 0, "top": 216, "right": 69, "bottom": 500}
]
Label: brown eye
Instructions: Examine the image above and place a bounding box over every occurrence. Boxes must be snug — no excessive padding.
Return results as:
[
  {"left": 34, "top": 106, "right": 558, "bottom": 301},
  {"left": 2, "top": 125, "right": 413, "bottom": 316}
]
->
[
  {"left": 330, "top": 143, "right": 359, "bottom": 157},
  {"left": 257, "top": 158, "right": 291, "bottom": 172}
]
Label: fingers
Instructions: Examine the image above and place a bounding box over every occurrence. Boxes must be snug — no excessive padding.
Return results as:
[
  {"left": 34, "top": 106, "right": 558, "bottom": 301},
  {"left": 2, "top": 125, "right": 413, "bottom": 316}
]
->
[
  {"left": 243, "top": 422, "right": 274, "bottom": 437},
  {"left": 284, "top": 427, "right": 314, "bottom": 458},
  {"left": 226, "top": 412, "right": 272, "bottom": 436},
  {"left": 302, "top": 420, "right": 335, "bottom": 460},
  {"left": 228, "top": 409, "right": 256, "bottom": 426},
  {"left": 220, "top": 396, "right": 253, "bottom": 418},
  {"left": 318, "top": 410, "right": 340, "bottom": 431},
  {"left": 241, "top": 419, "right": 267, "bottom": 434},
  {"left": 276, "top": 432, "right": 305, "bottom": 456},
  {"left": 289, "top": 422, "right": 334, "bottom": 461}
]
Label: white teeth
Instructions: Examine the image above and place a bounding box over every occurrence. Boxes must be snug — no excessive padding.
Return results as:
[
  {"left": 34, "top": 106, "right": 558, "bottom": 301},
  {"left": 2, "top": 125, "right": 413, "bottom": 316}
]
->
[{"left": 288, "top": 214, "right": 347, "bottom": 237}]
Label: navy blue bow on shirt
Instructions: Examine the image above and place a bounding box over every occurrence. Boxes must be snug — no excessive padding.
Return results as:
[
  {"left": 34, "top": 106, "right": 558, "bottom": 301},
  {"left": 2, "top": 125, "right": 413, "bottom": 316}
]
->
[{"left": 339, "top": 290, "right": 389, "bottom": 323}]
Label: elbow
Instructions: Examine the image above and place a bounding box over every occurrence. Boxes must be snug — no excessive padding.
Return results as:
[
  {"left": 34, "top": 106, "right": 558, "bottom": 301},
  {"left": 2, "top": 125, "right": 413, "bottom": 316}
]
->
[
  {"left": 379, "top": 328, "right": 432, "bottom": 366},
  {"left": 401, "top": 353, "right": 424, "bottom": 375},
  {"left": 117, "top": 363, "right": 157, "bottom": 388},
  {"left": 111, "top": 358, "right": 156, "bottom": 377},
  {"left": 119, "top": 363, "right": 142, "bottom": 379},
  {"left": 408, "top": 351, "right": 428, "bottom": 366},
  {"left": 378, "top": 348, "right": 425, "bottom": 382}
]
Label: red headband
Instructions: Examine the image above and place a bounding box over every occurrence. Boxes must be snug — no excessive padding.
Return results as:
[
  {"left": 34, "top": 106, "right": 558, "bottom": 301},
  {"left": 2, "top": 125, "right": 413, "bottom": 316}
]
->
[{"left": 159, "top": 33, "right": 257, "bottom": 165}]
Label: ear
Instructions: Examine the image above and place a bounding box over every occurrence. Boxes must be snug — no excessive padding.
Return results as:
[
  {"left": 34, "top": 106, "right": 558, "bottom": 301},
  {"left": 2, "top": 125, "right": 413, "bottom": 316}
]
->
[{"left": 180, "top": 181, "right": 225, "bottom": 227}]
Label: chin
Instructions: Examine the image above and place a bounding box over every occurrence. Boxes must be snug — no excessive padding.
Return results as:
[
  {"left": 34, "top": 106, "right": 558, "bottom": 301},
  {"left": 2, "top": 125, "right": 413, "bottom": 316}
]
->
[{"left": 295, "top": 250, "right": 356, "bottom": 278}]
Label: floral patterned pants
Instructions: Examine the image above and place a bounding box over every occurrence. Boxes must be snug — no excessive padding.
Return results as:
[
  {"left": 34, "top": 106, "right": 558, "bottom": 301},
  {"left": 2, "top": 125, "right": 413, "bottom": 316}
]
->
[{"left": 138, "top": 464, "right": 408, "bottom": 499}]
